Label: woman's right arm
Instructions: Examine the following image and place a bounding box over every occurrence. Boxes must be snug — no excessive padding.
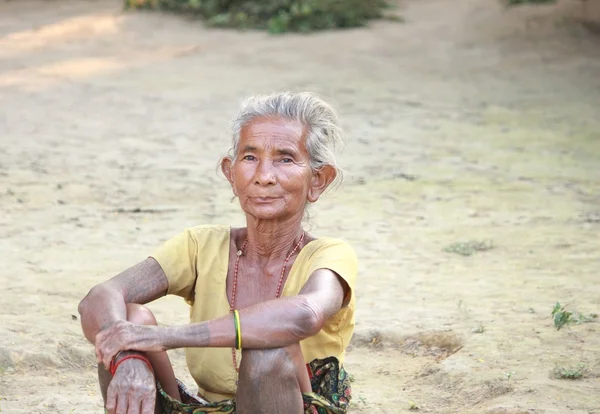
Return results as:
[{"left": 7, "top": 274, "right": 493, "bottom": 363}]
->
[{"left": 78, "top": 257, "right": 169, "bottom": 345}]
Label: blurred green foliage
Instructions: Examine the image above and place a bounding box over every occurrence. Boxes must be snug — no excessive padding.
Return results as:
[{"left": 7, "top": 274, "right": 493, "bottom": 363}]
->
[
  {"left": 506, "top": 0, "right": 556, "bottom": 5},
  {"left": 124, "top": 0, "right": 391, "bottom": 33}
]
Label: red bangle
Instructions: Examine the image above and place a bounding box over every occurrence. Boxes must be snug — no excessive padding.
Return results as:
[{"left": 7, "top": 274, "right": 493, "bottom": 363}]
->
[{"left": 110, "top": 354, "right": 154, "bottom": 376}]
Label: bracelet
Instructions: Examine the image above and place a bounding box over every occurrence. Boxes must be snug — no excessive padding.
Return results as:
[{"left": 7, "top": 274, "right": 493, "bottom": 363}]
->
[
  {"left": 109, "top": 353, "right": 154, "bottom": 376},
  {"left": 233, "top": 310, "right": 242, "bottom": 350}
]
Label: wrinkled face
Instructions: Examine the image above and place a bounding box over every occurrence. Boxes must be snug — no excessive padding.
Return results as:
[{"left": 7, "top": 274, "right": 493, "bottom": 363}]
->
[{"left": 223, "top": 116, "right": 327, "bottom": 221}]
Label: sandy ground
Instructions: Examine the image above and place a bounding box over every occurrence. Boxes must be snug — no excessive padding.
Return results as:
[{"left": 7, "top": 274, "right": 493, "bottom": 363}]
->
[{"left": 1, "top": 0, "right": 600, "bottom": 412}]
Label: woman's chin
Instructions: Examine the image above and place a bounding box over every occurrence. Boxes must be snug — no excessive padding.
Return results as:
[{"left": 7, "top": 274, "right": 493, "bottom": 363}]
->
[{"left": 244, "top": 206, "right": 290, "bottom": 221}]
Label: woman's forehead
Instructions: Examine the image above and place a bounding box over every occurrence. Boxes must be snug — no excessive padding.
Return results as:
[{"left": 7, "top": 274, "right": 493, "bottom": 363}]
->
[{"left": 239, "top": 117, "right": 307, "bottom": 150}]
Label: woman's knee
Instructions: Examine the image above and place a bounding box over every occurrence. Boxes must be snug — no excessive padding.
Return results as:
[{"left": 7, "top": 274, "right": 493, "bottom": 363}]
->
[
  {"left": 240, "top": 347, "right": 298, "bottom": 380},
  {"left": 126, "top": 303, "right": 157, "bottom": 326}
]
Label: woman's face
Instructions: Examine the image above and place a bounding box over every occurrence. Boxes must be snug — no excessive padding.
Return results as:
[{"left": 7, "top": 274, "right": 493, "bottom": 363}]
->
[{"left": 222, "top": 116, "right": 333, "bottom": 221}]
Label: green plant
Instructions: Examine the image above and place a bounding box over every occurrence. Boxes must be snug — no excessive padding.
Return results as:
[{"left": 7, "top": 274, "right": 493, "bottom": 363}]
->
[
  {"left": 408, "top": 400, "right": 420, "bottom": 411},
  {"left": 575, "top": 312, "right": 598, "bottom": 324},
  {"left": 443, "top": 240, "right": 493, "bottom": 256},
  {"left": 506, "top": 0, "right": 556, "bottom": 4},
  {"left": 551, "top": 302, "right": 597, "bottom": 331},
  {"left": 124, "top": 0, "right": 392, "bottom": 33},
  {"left": 552, "top": 363, "right": 587, "bottom": 380},
  {"left": 551, "top": 302, "right": 573, "bottom": 330}
]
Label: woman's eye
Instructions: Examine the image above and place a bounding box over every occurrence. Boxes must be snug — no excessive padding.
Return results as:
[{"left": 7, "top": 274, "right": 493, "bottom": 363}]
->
[
  {"left": 281, "top": 158, "right": 293, "bottom": 163},
  {"left": 242, "top": 155, "right": 256, "bottom": 161}
]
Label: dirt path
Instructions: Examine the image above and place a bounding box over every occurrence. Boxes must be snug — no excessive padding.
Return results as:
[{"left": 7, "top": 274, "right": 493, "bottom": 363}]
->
[{"left": 1, "top": 0, "right": 599, "bottom": 412}]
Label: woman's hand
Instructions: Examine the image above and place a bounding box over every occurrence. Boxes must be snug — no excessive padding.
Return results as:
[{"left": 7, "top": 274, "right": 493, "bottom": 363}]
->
[
  {"left": 95, "top": 320, "right": 165, "bottom": 369},
  {"left": 106, "top": 357, "right": 157, "bottom": 414}
]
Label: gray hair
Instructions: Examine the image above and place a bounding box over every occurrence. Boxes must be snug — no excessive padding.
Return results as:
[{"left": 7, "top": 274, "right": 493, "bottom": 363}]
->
[{"left": 227, "top": 91, "right": 344, "bottom": 185}]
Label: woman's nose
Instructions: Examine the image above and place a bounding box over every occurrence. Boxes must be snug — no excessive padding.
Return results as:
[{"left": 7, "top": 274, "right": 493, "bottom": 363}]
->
[{"left": 254, "top": 160, "right": 276, "bottom": 185}]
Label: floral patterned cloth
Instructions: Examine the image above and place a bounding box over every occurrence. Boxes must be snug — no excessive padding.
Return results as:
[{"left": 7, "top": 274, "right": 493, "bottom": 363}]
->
[{"left": 157, "top": 357, "right": 351, "bottom": 414}]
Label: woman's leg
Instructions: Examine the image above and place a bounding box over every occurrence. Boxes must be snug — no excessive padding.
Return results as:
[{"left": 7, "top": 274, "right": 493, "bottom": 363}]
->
[
  {"left": 97, "top": 304, "right": 181, "bottom": 406},
  {"left": 236, "top": 343, "right": 311, "bottom": 414}
]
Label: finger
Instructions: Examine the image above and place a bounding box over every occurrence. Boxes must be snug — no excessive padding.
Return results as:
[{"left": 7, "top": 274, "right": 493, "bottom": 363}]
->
[
  {"left": 104, "top": 347, "right": 116, "bottom": 370},
  {"left": 116, "top": 392, "right": 128, "bottom": 414},
  {"left": 140, "top": 391, "right": 156, "bottom": 414},
  {"left": 141, "top": 395, "right": 155, "bottom": 414},
  {"left": 126, "top": 395, "right": 141, "bottom": 414},
  {"left": 106, "top": 384, "right": 117, "bottom": 413},
  {"left": 95, "top": 335, "right": 103, "bottom": 363},
  {"left": 104, "top": 357, "right": 112, "bottom": 371}
]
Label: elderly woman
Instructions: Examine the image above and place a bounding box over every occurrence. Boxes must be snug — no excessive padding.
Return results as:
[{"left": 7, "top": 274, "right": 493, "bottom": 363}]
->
[{"left": 78, "top": 92, "right": 358, "bottom": 414}]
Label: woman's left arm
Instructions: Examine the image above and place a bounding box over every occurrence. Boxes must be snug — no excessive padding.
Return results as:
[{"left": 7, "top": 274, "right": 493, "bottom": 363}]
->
[{"left": 95, "top": 269, "right": 349, "bottom": 368}]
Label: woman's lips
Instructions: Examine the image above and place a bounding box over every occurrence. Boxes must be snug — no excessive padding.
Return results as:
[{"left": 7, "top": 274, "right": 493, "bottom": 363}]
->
[{"left": 251, "top": 196, "right": 278, "bottom": 203}]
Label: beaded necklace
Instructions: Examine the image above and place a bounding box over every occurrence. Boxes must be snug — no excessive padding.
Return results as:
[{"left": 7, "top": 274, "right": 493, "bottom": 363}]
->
[{"left": 229, "top": 231, "right": 305, "bottom": 383}]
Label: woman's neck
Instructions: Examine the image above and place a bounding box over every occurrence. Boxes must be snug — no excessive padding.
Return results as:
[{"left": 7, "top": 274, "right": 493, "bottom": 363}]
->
[{"left": 242, "top": 216, "right": 304, "bottom": 264}]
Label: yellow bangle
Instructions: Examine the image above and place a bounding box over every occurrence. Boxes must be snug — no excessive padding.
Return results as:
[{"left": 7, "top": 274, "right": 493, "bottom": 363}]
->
[{"left": 234, "top": 310, "right": 242, "bottom": 350}]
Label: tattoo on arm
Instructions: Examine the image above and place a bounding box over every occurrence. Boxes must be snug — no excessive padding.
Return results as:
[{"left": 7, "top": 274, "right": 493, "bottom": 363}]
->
[
  {"left": 113, "top": 257, "right": 169, "bottom": 304},
  {"left": 79, "top": 258, "right": 169, "bottom": 345},
  {"left": 162, "top": 321, "right": 211, "bottom": 350}
]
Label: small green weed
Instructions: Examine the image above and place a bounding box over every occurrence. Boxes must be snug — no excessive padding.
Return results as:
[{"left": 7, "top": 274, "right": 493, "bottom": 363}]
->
[
  {"left": 575, "top": 312, "right": 598, "bottom": 324},
  {"left": 408, "top": 400, "right": 420, "bottom": 410},
  {"left": 443, "top": 240, "right": 493, "bottom": 256},
  {"left": 350, "top": 395, "right": 367, "bottom": 408},
  {"left": 552, "top": 363, "right": 587, "bottom": 380},
  {"left": 551, "top": 302, "right": 597, "bottom": 330},
  {"left": 551, "top": 302, "right": 572, "bottom": 330}
]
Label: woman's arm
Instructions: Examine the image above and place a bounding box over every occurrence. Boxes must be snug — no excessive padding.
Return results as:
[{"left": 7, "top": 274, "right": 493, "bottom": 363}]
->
[
  {"left": 169, "top": 268, "right": 349, "bottom": 348},
  {"left": 95, "top": 268, "right": 349, "bottom": 367},
  {"left": 78, "top": 257, "right": 169, "bottom": 344}
]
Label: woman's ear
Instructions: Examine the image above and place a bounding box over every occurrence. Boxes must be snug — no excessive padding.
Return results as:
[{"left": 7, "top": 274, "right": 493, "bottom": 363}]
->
[
  {"left": 307, "top": 165, "right": 337, "bottom": 203},
  {"left": 220, "top": 157, "right": 237, "bottom": 196}
]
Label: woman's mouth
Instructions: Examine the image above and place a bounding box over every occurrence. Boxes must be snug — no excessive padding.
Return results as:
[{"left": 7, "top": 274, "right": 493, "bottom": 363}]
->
[{"left": 252, "top": 196, "right": 277, "bottom": 203}]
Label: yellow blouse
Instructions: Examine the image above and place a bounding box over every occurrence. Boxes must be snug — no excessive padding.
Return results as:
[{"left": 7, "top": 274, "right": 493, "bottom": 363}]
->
[{"left": 151, "top": 225, "right": 358, "bottom": 402}]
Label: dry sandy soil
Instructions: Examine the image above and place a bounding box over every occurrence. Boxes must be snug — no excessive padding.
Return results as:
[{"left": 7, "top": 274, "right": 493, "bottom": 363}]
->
[{"left": 1, "top": 0, "right": 599, "bottom": 412}]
